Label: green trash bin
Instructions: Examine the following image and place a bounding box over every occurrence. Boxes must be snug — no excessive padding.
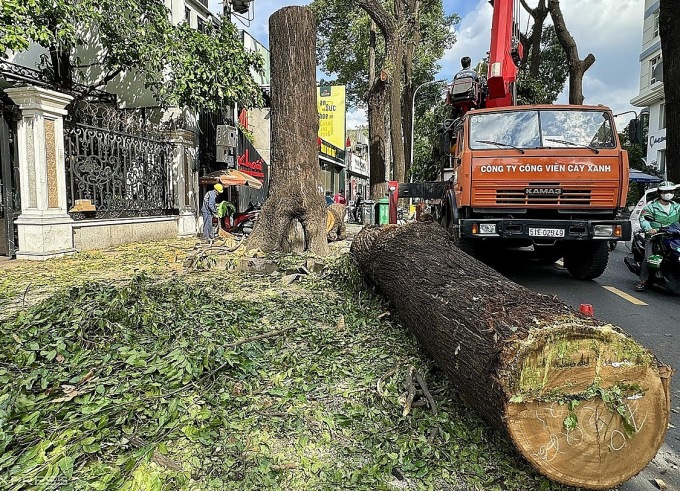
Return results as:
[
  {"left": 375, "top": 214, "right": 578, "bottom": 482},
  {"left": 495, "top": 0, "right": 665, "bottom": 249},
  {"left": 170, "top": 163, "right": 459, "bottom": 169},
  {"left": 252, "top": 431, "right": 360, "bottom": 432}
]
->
[{"left": 376, "top": 198, "right": 390, "bottom": 225}]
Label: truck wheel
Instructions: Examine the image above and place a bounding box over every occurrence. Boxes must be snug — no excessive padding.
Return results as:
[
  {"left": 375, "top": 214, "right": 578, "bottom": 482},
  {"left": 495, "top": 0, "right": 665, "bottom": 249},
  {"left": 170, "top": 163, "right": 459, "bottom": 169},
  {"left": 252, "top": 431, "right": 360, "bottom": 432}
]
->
[{"left": 564, "top": 241, "right": 609, "bottom": 280}]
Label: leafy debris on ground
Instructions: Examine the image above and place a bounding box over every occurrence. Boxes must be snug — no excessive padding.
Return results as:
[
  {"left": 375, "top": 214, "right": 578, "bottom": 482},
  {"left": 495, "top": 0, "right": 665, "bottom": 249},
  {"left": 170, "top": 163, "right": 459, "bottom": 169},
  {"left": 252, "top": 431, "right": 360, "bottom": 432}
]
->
[{"left": 0, "top": 237, "right": 576, "bottom": 490}]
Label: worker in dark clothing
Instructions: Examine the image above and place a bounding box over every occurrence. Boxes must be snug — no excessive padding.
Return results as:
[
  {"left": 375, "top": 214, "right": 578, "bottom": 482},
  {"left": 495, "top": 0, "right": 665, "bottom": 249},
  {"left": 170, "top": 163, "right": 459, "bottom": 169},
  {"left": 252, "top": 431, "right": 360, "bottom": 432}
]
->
[
  {"left": 454, "top": 56, "right": 479, "bottom": 81},
  {"left": 201, "top": 183, "right": 223, "bottom": 241}
]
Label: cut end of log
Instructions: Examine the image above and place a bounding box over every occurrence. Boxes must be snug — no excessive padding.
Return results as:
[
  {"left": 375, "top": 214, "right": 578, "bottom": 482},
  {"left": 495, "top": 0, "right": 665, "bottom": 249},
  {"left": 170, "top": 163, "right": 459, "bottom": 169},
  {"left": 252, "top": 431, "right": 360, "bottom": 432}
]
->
[{"left": 503, "top": 323, "right": 671, "bottom": 490}]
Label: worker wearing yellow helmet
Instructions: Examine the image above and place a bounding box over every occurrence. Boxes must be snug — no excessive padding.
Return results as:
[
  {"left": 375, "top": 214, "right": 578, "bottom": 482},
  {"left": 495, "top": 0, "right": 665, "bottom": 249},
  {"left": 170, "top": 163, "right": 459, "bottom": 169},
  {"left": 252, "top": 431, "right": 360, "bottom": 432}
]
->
[{"left": 201, "top": 182, "right": 224, "bottom": 241}]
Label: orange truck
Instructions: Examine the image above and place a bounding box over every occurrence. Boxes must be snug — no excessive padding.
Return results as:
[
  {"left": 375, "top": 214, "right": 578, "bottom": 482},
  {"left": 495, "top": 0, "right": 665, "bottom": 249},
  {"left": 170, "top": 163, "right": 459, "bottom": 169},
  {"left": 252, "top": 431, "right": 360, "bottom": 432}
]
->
[
  {"left": 435, "top": 104, "right": 631, "bottom": 279},
  {"left": 388, "top": 0, "right": 632, "bottom": 280}
]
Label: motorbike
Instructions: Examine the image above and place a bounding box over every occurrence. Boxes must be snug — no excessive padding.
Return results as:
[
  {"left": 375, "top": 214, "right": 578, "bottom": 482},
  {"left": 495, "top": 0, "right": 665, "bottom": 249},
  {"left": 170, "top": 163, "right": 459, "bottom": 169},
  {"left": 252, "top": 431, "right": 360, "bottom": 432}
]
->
[
  {"left": 213, "top": 201, "right": 261, "bottom": 236},
  {"left": 624, "top": 222, "right": 680, "bottom": 295}
]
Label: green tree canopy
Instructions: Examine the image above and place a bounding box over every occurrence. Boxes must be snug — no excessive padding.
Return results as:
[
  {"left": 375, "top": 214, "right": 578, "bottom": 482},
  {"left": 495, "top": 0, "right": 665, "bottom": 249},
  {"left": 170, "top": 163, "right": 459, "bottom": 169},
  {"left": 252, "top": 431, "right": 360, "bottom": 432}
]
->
[{"left": 1, "top": 0, "right": 263, "bottom": 111}]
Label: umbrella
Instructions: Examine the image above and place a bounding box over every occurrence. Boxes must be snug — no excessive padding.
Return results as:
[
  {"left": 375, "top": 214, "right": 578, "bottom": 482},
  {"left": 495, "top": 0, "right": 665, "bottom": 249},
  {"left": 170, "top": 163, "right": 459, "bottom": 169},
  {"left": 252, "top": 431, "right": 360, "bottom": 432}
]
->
[
  {"left": 629, "top": 170, "right": 662, "bottom": 184},
  {"left": 199, "top": 169, "right": 263, "bottom": 189}
]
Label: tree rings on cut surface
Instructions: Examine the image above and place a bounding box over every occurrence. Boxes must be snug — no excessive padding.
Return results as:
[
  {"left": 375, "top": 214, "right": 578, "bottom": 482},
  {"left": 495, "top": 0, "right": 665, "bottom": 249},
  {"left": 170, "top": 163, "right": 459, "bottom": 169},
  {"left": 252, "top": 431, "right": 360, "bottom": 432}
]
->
[{"left": 502, "top": 325, "right": 671, "bottom": 489}]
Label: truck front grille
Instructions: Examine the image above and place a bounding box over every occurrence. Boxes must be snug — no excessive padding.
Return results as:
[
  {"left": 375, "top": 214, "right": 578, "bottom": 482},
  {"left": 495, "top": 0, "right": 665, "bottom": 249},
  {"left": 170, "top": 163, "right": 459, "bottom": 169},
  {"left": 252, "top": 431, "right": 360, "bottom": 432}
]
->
[{"left": 495, "top": 189, "right": 592, "bottom": 205}]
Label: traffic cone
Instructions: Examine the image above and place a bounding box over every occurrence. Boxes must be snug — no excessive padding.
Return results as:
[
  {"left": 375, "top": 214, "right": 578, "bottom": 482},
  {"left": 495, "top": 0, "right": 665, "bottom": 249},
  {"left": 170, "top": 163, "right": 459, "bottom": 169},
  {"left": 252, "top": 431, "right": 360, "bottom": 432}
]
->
[{"left": 579, "top": 304, "right": 594, "bottom": 317}]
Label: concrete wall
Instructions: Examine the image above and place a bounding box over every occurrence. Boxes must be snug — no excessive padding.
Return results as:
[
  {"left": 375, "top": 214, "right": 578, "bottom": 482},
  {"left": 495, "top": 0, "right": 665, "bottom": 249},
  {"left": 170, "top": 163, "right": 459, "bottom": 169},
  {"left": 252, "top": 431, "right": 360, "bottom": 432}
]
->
[
  {"left": 248, "top": 108, "right": 271, "bottom": 165},
  {"left": 72, "top": 216, "right": 183, "bottom": 251}
]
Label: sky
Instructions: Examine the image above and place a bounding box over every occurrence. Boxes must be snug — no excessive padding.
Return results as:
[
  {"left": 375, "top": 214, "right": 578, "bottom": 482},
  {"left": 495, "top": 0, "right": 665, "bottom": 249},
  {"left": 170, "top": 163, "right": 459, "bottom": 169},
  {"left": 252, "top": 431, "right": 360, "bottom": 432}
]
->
[{"left": 210, "top": 0, "right": 646, "bottom": 130}]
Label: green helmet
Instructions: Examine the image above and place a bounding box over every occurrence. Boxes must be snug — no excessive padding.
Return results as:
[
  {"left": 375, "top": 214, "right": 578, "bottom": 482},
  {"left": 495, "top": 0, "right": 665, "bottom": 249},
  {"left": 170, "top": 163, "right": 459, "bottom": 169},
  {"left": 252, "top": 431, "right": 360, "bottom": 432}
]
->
[{"left": 658, "top": 181, "right": 676, "bottom": 192}]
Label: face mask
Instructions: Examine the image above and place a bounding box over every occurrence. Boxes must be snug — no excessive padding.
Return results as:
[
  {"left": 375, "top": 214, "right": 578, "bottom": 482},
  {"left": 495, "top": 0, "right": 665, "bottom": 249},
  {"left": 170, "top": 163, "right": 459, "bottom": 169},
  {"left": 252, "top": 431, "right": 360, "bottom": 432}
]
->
[{"left": 661, "top": 193, "right": 674, "bottom": 201}]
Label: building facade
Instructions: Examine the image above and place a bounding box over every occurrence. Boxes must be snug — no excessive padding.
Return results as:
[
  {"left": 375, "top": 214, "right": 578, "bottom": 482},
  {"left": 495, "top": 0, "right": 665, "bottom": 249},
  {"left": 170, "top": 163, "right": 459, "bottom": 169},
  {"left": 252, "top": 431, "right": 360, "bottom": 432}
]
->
[
  {"left": 630, "top": 0, "right": 665, "bottom": 174},
  {"left": 346, "top": 128, "right": 370, "bottom": 200}
]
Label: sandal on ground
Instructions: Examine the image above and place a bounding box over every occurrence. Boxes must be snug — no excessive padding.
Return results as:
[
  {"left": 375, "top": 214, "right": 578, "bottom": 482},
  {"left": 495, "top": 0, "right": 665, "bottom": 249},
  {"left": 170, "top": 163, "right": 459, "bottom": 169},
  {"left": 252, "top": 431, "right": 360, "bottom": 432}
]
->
[{"left": 635, "top": 282, "right": 647, "bottom": 292}]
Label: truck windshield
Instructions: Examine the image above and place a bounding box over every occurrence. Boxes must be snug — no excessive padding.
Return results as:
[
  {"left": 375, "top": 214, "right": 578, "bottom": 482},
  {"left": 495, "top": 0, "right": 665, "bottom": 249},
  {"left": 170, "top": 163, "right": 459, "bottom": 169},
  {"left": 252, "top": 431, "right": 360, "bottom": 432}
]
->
[{"left": 469, "top": 109, "right": 616, "bottom": 150}]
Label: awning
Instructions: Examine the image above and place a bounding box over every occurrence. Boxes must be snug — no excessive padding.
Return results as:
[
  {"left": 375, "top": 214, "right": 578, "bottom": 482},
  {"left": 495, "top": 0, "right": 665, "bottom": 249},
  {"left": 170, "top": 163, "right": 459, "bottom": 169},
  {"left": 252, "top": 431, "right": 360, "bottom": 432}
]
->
[
  {"left": 629, "top": 170, "right": 662, "bottom": 184},
  {"left": 199, "top": 169, "right": 263, "bottom": 189}
]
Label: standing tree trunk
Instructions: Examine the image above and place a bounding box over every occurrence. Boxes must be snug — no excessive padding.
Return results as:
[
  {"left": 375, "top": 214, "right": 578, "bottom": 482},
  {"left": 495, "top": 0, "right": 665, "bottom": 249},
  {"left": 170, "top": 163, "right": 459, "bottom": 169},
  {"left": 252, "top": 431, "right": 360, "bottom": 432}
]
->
[
  {"left": 246, "top": 6, "right": 328, "bottom": 255},
  {"left": 520, "top": 0, "right": 549, "bottom": 77},
  {"left": 367, "top": 20, "right": 388, "bottom": 200},
  {"left": 359, "top": 0, "right": 405, "bottom": 184},
  {"left": 659, "top": 0, "right": 680, "bottom": 182},
  {"left": 401, "top": 0, "right": 420, "bottom": 180},
  {"left": 548, "top": 0, "right": 594, "bottom": 105},
  {"left": 351, "top": 222, "right": 672, "bottom": 490}
]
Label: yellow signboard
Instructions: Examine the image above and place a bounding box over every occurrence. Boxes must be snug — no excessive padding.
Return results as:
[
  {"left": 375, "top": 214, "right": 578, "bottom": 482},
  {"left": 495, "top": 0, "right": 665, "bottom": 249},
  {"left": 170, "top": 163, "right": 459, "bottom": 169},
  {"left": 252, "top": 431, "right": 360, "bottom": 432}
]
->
[{"left": 317, "top": 85, "right": 346, "bottom": 150}]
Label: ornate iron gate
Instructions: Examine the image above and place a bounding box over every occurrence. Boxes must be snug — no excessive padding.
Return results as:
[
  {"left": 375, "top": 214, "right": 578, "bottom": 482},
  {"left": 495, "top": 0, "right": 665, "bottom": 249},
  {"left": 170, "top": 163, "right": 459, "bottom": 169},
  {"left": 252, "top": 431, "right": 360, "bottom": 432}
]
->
[
  {"left": 0, "top": 100, "right": 20, "bottom": 257},
  {"left": 64, "top": 103, "right": 177, "bottom": 219}
]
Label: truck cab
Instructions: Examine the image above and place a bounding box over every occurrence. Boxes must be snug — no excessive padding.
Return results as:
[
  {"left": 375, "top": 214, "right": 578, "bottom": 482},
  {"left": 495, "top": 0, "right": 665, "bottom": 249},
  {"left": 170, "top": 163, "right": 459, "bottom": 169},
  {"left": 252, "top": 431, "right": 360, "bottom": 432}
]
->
[{"left": 439, "top": 104, "right": 631, "bottom": 279}]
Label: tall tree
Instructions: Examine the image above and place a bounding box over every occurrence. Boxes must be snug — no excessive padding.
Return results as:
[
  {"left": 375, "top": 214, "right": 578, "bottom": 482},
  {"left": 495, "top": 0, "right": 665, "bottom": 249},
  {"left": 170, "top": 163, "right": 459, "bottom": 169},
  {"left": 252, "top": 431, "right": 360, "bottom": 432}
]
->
[
  {"left": 358, "top": 0, "right": 405, "bottom": 185},
  {"left": 548, "top": 0, "right": 594, "bottom": 104},
  {"left": 516, "top": 25, "right": 568, "bottom": 105},
  {"left": 367, "top": 21, "right": 389, "bottom": 198},
  {"left": 519, "top": 0, "right": 549, "bottom": 77},
  {"left": 659, "top": 0, "right": 680, "bottom": 182},
  {"left": 1, "top": 0, "right": 263, "bottom": 111},
  {"left": 246, "top": 6, "right": 328, "bottom": 254},
  {"left": 313, "top": 0, "right": 455, "bottom": 194},
  {"left": 401, "top": 1, "right": 456, "bottom": 178}
]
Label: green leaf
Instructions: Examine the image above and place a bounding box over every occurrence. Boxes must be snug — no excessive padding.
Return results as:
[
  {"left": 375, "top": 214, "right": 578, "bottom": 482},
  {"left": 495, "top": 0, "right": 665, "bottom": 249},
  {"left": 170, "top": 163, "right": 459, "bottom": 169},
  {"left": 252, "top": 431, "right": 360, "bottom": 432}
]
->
[{"left": 57, "top": 455, "right": 74, "bottom": 479}]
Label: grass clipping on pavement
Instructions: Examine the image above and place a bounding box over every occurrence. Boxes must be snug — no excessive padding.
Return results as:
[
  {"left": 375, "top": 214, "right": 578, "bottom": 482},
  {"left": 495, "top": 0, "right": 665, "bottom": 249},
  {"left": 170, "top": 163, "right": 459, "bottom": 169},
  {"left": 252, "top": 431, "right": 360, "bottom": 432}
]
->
[{"left": 0, "top": 240, "right": 576, "bottom": 491}]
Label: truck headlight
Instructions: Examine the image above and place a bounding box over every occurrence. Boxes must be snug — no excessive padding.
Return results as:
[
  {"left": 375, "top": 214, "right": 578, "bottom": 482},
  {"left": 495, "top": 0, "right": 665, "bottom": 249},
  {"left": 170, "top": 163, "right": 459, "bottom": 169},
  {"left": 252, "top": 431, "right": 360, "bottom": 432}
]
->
[
  {"left": 480, "top": 223, "right": 497, "bottom": 234},
  {"left": 594, "top": 225, "right": 614, "bottom": 237}
]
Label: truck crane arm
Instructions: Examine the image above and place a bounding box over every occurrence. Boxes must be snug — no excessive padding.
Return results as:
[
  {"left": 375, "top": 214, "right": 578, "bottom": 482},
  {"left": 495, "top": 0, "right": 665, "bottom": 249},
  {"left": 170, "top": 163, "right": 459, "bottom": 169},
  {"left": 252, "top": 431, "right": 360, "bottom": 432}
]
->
[{"left": 486, "top": 0, "right": 523, "bottom": 108}]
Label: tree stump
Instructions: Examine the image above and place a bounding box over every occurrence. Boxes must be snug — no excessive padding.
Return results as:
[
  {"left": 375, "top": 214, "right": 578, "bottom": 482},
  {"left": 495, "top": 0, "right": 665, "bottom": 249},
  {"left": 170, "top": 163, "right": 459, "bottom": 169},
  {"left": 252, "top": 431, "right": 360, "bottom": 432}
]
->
[
  {"left": 350, "top": 222, "right": 672, "bottom": 490},
  {"left": 326, "top": 204, "right": 347, "bottom": 242},
  {"left": 245, "top": 6, "right": 328, "bottom": 255}
]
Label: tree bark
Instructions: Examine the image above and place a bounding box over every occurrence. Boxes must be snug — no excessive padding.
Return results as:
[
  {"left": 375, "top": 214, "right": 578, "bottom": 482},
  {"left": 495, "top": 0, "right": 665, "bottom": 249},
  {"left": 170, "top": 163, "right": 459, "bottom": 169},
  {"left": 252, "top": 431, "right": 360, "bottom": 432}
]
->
[
  {"left": 246, "top": 7, "right": 328, "bottom": 255},
  {"left": 351, "top": 222, "right": 672, "bottom": 490},
  {"left": 659, "top": 0, "right": 680, "bottom": 182},
  {"left": 359, "top": 0, "right": 405, "bottom": 184},
  {"left": 520, "top": 0, "right": 549, "bottom": 77},
  {"left": 367, "top": 21, "right": 388, "bottom": 200},
  {"left": 548, "top": 0, "right": 594, "bottom": 105},
  {"left": 401, "top": 0, "right": 421, "bottom": 180}
]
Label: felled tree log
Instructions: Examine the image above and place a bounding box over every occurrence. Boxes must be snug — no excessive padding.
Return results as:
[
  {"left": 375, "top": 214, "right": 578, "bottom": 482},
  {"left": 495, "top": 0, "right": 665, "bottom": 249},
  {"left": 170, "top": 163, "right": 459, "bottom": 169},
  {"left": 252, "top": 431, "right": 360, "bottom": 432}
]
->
[{"left": 351, "top": 222, "right": 672, "bottom": 490}]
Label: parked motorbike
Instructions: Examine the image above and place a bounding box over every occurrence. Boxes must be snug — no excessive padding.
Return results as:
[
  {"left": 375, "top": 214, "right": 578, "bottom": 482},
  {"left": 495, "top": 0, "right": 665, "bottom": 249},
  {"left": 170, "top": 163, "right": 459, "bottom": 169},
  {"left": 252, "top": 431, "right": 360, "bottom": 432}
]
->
[
  {"left": 624, "top": 222, "right": 680, "bottom": 295},
  {"left": 213, "top": 201, "right": 261, "bottom": 236}
]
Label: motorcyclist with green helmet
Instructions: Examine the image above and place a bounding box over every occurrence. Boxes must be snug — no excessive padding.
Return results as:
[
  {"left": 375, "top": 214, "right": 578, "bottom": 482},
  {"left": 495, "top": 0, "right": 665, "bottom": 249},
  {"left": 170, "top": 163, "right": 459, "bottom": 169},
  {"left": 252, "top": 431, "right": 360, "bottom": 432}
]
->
[{"left": 636, "top": 181, "right": 680, "bottom": 291}]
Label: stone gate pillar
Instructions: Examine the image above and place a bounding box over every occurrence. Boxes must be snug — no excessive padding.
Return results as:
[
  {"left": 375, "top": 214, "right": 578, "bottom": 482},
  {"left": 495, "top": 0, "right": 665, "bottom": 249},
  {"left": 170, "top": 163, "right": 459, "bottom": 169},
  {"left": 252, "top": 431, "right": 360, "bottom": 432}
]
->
[
  {"left": 6, "top": 86, "right": 75, "bottom": 260},
  {"left": 166, "top": 129, "right": 198, "bottom": 237}
]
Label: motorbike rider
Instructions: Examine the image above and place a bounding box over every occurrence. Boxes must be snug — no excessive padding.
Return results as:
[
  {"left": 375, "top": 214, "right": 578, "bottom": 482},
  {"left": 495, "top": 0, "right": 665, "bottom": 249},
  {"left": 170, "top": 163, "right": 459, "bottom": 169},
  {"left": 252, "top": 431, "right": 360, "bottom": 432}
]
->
[{"left": 635, "top": 181, "right": 680, "bottom": 291}]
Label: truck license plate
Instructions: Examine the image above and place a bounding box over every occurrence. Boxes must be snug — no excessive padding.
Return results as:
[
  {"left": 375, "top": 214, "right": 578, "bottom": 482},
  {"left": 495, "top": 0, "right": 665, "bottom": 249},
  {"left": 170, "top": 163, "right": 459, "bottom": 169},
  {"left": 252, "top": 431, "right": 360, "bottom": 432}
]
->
[{"left": 529, "top": 228, "right": 565, "bottom": 238}]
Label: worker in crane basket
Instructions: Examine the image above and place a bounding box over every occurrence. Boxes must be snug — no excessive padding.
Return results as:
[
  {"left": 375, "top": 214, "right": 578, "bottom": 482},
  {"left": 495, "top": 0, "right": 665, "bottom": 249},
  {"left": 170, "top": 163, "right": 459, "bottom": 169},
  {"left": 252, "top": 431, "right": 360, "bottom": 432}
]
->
[
  {"left": 454, "top": 57, "right": 479, "bottom": 82},
  {"left": 448, "top": 57, "right": 481, "bottom": 118}
]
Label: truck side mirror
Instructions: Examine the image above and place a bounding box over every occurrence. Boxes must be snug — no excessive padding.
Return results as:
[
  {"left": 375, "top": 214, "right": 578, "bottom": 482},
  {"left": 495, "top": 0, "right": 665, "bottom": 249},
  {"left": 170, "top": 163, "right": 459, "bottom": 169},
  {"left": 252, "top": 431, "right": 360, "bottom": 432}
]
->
[{"left": 627, "top": 118, "right": 641, "bottom": 145}]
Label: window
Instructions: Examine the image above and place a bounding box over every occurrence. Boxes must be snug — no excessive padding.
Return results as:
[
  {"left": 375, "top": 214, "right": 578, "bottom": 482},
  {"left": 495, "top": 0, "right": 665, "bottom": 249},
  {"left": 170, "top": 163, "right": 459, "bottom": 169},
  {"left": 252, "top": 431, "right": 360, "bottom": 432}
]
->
[
  {"left": 197, "top": 17, "right": 206, "bottom": 33},
  {"left": 650, "top": 55, "right": 662, "bottom": 85},
  {"left": 653, "top": 10, "right": 660, "bottom": 39},
  {"left": 468, "top": 109, "right": 615, "bottom": 150},
  {"left": 657, "top": 149, "right": 666, "bottom": 174},
  {"left": 184, "top": 7, "right": 191, "bottom": 23},
  {"left": 659, "top": 103, "right": 666, "bottom": 130}
]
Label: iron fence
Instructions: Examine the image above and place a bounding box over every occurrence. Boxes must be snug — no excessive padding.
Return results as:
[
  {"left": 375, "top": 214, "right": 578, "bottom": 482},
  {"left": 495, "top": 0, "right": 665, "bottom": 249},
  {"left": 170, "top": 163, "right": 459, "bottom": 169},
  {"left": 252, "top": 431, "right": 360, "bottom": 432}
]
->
[{"left": 64, "top": 103, "right": 177, "bottom": 220}]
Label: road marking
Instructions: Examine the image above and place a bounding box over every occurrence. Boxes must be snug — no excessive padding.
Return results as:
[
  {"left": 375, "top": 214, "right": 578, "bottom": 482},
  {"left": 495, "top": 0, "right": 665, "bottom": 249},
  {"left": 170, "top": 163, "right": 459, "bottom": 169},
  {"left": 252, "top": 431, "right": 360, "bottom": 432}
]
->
[{"left": 602, "top": 286, "right": 648, "bottom": 306}]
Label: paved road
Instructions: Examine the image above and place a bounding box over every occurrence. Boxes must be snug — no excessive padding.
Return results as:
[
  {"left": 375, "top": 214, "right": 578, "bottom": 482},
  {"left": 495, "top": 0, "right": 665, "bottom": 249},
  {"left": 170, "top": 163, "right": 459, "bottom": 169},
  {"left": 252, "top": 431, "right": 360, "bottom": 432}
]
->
[{"left": 488, "top": 245, "right": 680, "bottom": 491}]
